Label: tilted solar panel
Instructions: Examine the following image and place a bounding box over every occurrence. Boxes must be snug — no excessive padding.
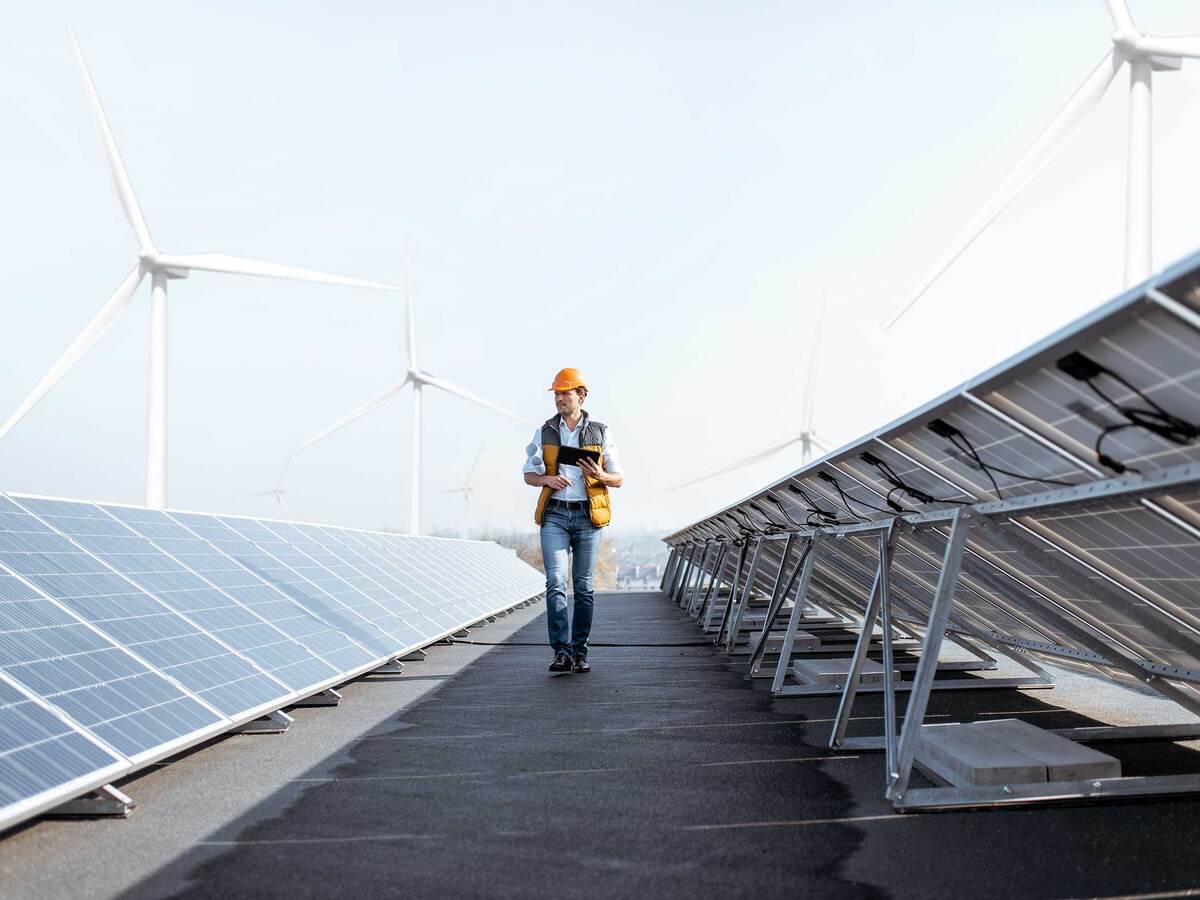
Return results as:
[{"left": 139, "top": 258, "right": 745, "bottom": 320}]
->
[
  {"left": 1, "top": 497, "right": 285, "bottom": 719},
  {"left": 0, "top": 562, "right": 221, "bottom": 759},
  {"left": 665, "top": 250, "right": 1200, "bottom": 810},
  {"left": 0, "top": 495, "right": 543, "bottom": 832},
  {"left": 0, "top": 673, "right": 127, "bottom": 828},
  {"left": 163, "top": 511, "right": 384, "bottom": 672}
]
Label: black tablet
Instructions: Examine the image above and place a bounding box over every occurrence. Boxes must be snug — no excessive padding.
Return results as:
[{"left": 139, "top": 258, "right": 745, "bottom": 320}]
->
[{"left": 556, "top": 446, "right": 602, "bottom": 467}]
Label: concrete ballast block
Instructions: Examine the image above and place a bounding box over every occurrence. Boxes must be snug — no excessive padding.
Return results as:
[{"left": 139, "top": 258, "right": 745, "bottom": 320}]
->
[
  {"left": 789, "top": 657, "right": 892, "bottom": 686},
  {"left": 972, "top": 718, "right": 1121, "bottom": 781},
  {"left": 917, "top": 723, "right": 1047, "bottom": 787}
]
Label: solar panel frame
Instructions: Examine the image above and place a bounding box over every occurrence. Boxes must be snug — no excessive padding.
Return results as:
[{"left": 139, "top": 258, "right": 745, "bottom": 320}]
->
[
  {"left": 0, "top": 493, "right": 544, "bottom": 833},
  {"left": 0, "top": 668, "right": 130, "bottom": 833},
  {"left": 666, "top": 251, "right": 1200, "bottom": 705},
  {"left": 0, "top": 557, "right": 227, "bottom": 763},
  {"left": 52, "top": 502, "right": 343, "bottom": 699},
  {"left": 0, "top": 494, "right": 286, "bottom": 725}
]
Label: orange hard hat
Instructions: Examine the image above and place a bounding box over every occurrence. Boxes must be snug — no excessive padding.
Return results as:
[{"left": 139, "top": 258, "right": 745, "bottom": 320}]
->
[{"left": 548, "top": 367, "right": 588, "bottom": 392}]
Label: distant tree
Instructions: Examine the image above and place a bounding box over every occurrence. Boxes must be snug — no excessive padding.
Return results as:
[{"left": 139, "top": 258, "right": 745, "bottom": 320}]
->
[{"left": 594, "top": 539, "right": 617, "bottom": 590}]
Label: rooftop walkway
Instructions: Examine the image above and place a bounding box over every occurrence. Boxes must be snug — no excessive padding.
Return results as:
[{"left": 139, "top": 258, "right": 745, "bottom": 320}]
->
[{"left": 5, "top": 591, "right": 1200, "bottom": 898}]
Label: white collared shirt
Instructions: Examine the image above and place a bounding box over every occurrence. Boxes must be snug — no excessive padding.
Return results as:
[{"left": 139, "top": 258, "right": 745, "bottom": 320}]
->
[{"left": 523, "top": 414, "right": 622, "bottom": 501}]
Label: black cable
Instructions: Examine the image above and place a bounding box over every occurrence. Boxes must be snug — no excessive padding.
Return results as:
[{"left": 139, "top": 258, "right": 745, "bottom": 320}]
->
[
  {"left": 1057, "top": 351, "right": 1200, "bottom": 473},
  {"left": 454, "top": 640, "right": 714, "bottom": 647},
  {"left": 816, "top": 471, "right": 886, "bottom": 519},
  {"left": 859, "top": 452, "right": 971, "bottom": 507},
  {"left": 785, "top": 485, "right": 847, "bottom": 526},
  {"left": 927, "top": 419, "right": 1077, "bottom": 499}
]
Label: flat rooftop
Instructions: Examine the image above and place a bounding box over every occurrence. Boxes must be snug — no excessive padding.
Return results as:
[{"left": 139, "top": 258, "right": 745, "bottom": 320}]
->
[{"left": 3, "top": 591, "right": 1200, "bottom": 899}]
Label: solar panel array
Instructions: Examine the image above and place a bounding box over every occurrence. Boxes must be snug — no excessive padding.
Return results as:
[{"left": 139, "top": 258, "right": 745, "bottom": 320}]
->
[
  {"left": 0, "top": 494, "right": 543, "bottom": 831},
  {"left": 664, "top": 250, "right": 1200, "bottom": 708}
]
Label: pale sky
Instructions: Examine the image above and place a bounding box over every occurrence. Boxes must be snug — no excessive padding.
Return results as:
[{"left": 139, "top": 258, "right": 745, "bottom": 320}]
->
[{"left": 3, "top": 1, "right": 1200, "bottom": 536}]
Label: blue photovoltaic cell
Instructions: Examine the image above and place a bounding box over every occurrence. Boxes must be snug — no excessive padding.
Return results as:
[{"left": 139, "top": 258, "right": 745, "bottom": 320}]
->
[
  {"left": 94, "top": 504, "right": 342, "bottom": 692},
  {"left": 0, "top": 488, "right": 543, "bottom": 833},
  {"left": 213, "top": 517, "right": 398, "bottom": 658},
  {"left": 17, "top": 499, "right": 326, "bottom": 701},
  {"left": 317, "top": 526, "right": 454, "bottom": 631},
  {"left": 356, "top": 532, "right": 462, "bottom": 631},
  {"left": 161, "top": 511, "right": 380, "bottom": 673},
  {"left": 1, "top": 497, "right": 284, "bottom": 718},
  {"left": 0, "top": 675, "right": 123, "bottom": 813},
  {"left": 283, "top": 524, "right": 435, "bottom": 645},
  {"left": 0, "top": 564, "right": 221, "bottom": 759}
]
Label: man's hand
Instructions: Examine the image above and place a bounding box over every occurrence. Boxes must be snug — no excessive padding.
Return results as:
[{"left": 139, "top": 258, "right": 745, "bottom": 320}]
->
[
  {"left": 541, "top": 474, "right": 571, "bottom": 490},
  {"left": 578, "top": 457, "right": 607, "bottom": 485}
]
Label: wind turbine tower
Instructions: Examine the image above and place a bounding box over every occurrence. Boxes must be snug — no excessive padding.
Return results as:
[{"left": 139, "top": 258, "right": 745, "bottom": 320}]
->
[
  {"left": 284, "top": 260, "right": 534, "bottom": 534},
  {"left": 884, "top": 0, "right": 1200, "bottom": 329},
  {"left": 0, "top": 32, "right": 402, "bottom": 509}
]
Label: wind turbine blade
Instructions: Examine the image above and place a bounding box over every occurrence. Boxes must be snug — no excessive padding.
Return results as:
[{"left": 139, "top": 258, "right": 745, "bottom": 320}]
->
[
  {"left": 1133, "top": 35, "right": 1200, "bottom": 59},
  {"left": 669, "top": 432, "right": 804, "bottom": 491},
  {"left": 465, "top": 444, "right": 484, "bottom": 484},
  {"left": 153, "top": 253, "right": 401, "bottom": 292},
  {"left": 422, "top": 375, "right": 536, "bottom": 426},
  {"left": 810, "top": 432, "right": 836, "bottom": 452},
  {"left": 288, "top": 376, "right": 410, "bottom": 457},
  {"left": 801, "top": 293, "right": 825, "bottom": 434},
  {"left": 1104, "top": 0, "right": 1135, "bottom": 33},
  {"left": 404, "top": 250, "right": 417, "bottom": 368},
  {"left": 881, "top": 50, "right": 1123, "bottom": 330},
  {"left": 69, "top": 29, "right": 155, "bottom": 254},
  {"left": 0, "top": 266, "right": 144, "bottom": 440}
]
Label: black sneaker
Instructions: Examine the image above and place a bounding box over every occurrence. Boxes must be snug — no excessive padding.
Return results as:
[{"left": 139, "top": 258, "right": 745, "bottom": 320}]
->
[
  {"left": 572, "top": 654, "right": 591, "bottom": 674},
  {"left": 549, "top": 651, "right": 573, "bottom": 674}
]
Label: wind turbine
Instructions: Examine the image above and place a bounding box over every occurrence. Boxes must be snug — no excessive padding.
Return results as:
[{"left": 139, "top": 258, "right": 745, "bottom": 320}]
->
[
  {"left": 883, "top": 0, "right": 1200, "bottom": 329},
  {"left": 0, "top": 31, "right": 402, "bottom": 509},
  {"left": 432, "top": 444, "right": 484, "bottom": 536},
  {"left": 244, "top": 486, "right": 292, "bottom": 519},
  {"left": 283, "top": 261, "right": 534, "bottom": 534},
  {"left": 671, "top": 294, "right": 829, "bottom": 490},
  {"left": 432, "top": 444, "right": 485, "bottom": 508}
]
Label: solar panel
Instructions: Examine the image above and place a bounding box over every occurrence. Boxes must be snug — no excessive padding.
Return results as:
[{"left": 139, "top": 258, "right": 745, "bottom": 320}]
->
[
  {"left": 86, "top": 504, "right": 345, "bottom": 693},
  {"left": 0, "top": 492, "right": 543, "bottom": 832},
  {"left": 163, "top": 511, "right": 384, "bottom": 672},
  {"left": 0, "top": 672, "right": 127, "bottom": 829},
  {"left": 665, "top": 251, "right": 1200, "bottom": 810},
  {"left": 0, "top": 560, "right": 222, "bottom": 759},
  {"left": 211, "top": 516, "right": 405, "bottom": 659},
  {"left": 1, "top": 496, "right": 285, "bottom": 719}
]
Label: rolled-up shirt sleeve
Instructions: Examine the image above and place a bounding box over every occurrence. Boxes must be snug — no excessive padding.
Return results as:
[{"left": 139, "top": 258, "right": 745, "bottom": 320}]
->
[
  {"left": 602, "top": 428, "right": 623, "bottom": 475},
  {"left": 523, "top": 428, "right": 545, "bottom": 475}
]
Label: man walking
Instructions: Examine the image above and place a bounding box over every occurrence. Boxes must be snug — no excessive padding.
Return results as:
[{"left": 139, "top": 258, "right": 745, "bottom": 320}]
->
[{"left": 523, "top": 368, "right": 623, "bottom": 674}]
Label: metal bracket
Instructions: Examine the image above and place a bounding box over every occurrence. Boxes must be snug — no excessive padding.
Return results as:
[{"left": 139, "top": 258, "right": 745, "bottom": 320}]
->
[
  {"left": 371, "top": 659, "right": 405, "bottom": 675},
  {"left": 291, "top": 688, "right": 342, "bottom": 707},
  {"left": 401, "top": 649, "right": 428, "bottom": 662},
  {"left": 234, "top": 710, "right": 293, "bottom": 734},
  {"left": 48, "top": 784, "right": 136, "bottom": 818}
]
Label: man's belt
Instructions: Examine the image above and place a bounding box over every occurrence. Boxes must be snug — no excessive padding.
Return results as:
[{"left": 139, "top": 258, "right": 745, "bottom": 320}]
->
[{"left": 546, "top": 499, "right": 588, "bottom": 511}]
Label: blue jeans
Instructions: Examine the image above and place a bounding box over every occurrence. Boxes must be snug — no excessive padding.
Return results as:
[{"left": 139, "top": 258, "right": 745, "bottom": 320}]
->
[{"left": 540, "top": 504, "right": 602, "bottom": 656}]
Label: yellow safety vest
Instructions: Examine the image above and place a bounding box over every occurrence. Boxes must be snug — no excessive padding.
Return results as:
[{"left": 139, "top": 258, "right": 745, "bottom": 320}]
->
[{"left": 533, "top": 413, "right": 612, "bottom": 528}]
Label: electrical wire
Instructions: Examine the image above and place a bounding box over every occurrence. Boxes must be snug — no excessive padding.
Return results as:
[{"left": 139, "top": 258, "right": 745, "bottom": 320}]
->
[
  {"left": 785, "top": 485, "right": 848, "bottom": 526},
  {"left": 1056, "top": 351, "right": 1200, "bottom": 473},
  {"left": 859, "top": 452, "right": 971, "bottom": 507},
  {"left": 816, "top": 471, "right": 888, "bottom": 519},
  {"left": 927, "top": 419, "right": 1077, "bottom": 499},
  {"left": 453, "top": 640, "right": 715, "bottom": 647}
]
